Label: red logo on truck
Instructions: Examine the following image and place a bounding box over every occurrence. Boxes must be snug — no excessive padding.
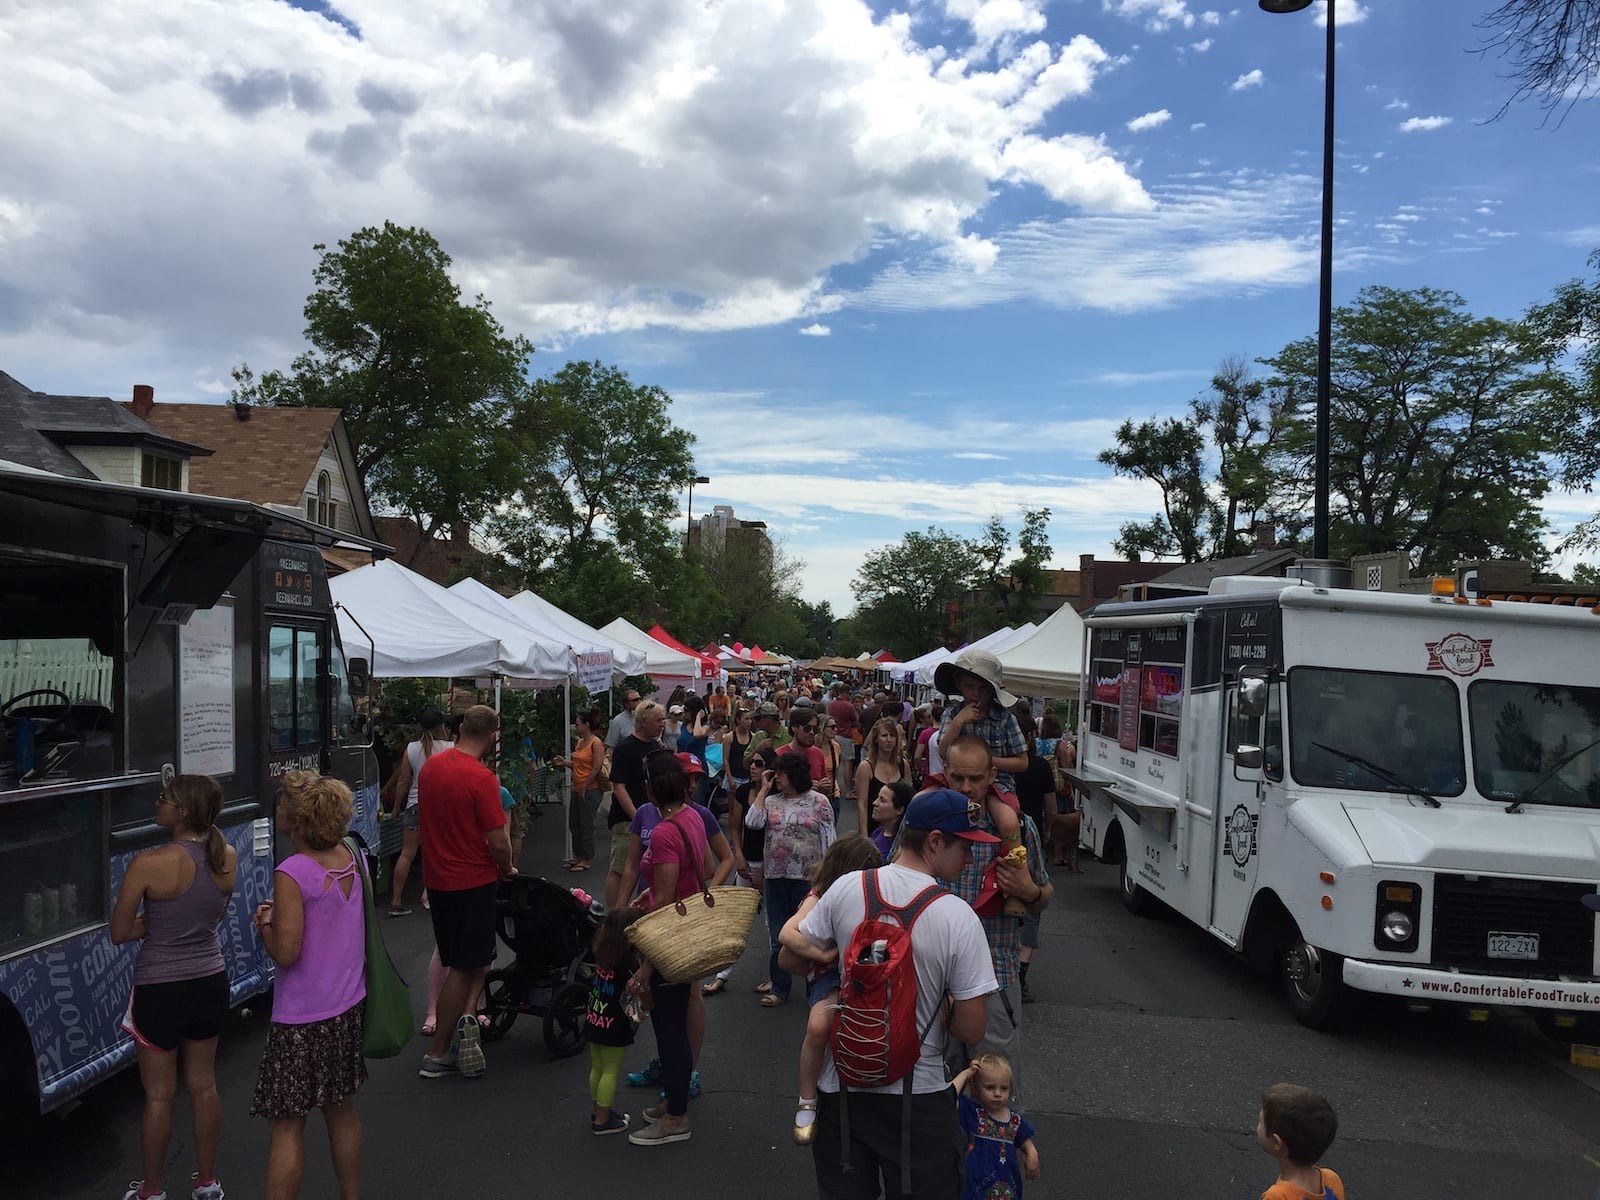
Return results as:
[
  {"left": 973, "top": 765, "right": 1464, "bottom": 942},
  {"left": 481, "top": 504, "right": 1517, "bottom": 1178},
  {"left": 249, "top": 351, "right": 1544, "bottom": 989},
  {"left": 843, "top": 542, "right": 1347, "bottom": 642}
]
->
[{"left": 1425, "top": 633, "right": 1495, "bottom": 677}]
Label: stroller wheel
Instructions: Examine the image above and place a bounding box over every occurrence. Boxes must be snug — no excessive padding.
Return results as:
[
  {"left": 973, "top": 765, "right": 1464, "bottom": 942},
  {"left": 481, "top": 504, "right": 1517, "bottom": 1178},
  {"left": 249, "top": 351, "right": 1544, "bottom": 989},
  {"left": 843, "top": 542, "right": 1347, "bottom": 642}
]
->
[
  {"left": 544, "top": 980, "right": 590, "bottom": 1059},
  {"left": 481, "top": 968, "right": 518, "bottom": 1042}
]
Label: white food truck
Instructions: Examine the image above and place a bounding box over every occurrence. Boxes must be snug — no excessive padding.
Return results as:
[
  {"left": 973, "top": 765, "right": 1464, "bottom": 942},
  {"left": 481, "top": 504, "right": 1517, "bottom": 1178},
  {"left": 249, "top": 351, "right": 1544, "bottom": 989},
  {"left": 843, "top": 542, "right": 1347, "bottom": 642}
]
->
[{"left": 1072, "top": 573, "right": 1600, "bottom": 1035}]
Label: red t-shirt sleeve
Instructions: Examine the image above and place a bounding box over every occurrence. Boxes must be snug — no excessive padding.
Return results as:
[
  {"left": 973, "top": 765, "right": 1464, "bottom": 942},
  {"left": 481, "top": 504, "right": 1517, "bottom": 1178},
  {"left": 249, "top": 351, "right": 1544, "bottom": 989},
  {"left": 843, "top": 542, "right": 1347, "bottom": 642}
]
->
[{"left": 474, "top": 770, "right": 508, "bottom": 833}]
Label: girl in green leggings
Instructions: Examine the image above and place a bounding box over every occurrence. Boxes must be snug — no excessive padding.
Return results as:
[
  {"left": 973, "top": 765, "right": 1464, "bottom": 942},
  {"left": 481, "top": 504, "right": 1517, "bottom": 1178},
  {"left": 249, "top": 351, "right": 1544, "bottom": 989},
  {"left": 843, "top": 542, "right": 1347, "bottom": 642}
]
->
[{"left": 588, "top": 907, "right": 645, "bottom": 1135}]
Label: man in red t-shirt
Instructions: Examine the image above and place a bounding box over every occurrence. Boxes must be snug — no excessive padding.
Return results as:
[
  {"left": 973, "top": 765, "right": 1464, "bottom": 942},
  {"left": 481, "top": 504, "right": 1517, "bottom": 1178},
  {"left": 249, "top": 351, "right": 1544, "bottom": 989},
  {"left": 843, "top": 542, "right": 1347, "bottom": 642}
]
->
[
  {"left": 417, "top": 704, "right": 515, "bottom": 1079},
  {"left": 826, "top": 684, "right": 859, "bottom": 802}
]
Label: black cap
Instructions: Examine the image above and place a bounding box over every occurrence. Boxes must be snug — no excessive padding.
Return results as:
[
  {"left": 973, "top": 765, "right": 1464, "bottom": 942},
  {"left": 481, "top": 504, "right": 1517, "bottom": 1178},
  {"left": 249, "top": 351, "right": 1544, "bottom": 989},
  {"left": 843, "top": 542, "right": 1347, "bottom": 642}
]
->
[{"left": 419, "top": 705, "right": 445, "bottom": 728}]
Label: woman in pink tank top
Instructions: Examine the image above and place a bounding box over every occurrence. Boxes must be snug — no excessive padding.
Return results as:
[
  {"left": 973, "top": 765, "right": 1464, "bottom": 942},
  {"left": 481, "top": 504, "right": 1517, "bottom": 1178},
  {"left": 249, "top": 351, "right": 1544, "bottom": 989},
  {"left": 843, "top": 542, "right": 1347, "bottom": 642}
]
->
[
  {"left": 110, "top": 774, "right": 238, "bottom": 1200},
  {"left": 251, "top": 771, "right": 368, "bottom": 1199}
]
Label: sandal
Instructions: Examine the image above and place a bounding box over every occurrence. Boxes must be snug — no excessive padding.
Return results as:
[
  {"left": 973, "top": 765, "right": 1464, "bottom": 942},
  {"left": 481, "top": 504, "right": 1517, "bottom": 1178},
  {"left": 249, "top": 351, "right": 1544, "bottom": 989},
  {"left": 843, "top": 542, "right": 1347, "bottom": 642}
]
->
[
  {"left": 701, "top": 978, "right": 727, "bottom": 997},
  {"left": 565, "top": 862, "right": 589, "bottom": 872},
  {"left": 760, "top": 992, "right": 786, "bottom": 1007},
  {"left": 421, "top": 1020, "right": 436, "bottom": 1036},
  {"left": 793, "top": 1098, "right": 818, "bottom": 1146},
  {"left": 754, "top": 980, "right": 774, "bottom": 995},
  {"left": 387, "top": 905, "right": 411, "bottom": 917}
]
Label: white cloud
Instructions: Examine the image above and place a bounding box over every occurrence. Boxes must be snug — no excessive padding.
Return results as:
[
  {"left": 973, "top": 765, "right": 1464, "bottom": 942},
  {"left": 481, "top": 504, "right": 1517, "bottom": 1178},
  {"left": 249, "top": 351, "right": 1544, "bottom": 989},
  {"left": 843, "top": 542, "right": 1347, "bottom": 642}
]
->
[
  {"left": 1386, "top": 98, "right": 1410, "bottom": 110},
  {"left": 1190, "top": 122, "right": 1206, "bottom": 131},
  {"left": 1073, "top": 367, "right": 1207, "bottom": 386},
  {"left": 1189, "top": 38, "right": 1213, "bottom": 53},
  {"left": 853, "top": 171, "right": 1322, "bottom": 315},
  {"left": 1314, "top": 0, "right": 1369, "bottom": 28},
  {"left": 952, "top": 451, "right": 1008, "bottom": 459},
  {"left": 799, "top": 323, "right": 831, "bottom": 336},
  {"left": 1399, "top": 115, "right": 1452, "bottom": 132},
  {"left": 1103, "top": 0, "right": 1219, "bottom": 33},
  {"left": 0, "top": 0, "right": 1150, "bottom": 378},
  {"left": 1231, "top": 69, "right": 1265, "bottom": 92},
  {"left": 1126, "top": 109, "right": 1173, "bottom": 132},
  {"left": 944, "top": 0, "right": 1048, "bottom": 56}
]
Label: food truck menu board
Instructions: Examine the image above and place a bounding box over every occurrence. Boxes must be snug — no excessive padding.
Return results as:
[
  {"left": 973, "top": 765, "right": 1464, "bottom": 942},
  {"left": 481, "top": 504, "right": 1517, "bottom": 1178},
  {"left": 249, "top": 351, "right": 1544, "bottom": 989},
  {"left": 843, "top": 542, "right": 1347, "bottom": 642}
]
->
[{"left": 179, "top": 604, "right": 234, "bottom": 777}]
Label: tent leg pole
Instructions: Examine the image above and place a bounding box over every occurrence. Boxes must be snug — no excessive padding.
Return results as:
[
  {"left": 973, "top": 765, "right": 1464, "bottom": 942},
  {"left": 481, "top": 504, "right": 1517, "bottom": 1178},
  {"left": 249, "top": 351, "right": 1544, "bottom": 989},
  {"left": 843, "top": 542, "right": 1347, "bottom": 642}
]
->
[{"left": 563, "top": 681, "right": 573, "bottom": 863}]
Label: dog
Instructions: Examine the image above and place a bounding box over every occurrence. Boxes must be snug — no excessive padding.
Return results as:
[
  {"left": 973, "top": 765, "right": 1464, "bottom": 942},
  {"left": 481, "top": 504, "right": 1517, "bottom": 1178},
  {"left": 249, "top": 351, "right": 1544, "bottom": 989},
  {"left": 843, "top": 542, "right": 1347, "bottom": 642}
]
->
[{"left": 1048, "top": 810, "right": 1082, "bottom": 870}]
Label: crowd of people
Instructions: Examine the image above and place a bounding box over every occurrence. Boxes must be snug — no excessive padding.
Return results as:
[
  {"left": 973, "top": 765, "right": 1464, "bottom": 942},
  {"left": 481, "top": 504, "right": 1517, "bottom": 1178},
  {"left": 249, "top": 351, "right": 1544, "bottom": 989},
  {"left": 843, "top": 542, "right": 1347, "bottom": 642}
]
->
[{"left": 108, "top": 658, "right": 1345, "bottom": 1200}]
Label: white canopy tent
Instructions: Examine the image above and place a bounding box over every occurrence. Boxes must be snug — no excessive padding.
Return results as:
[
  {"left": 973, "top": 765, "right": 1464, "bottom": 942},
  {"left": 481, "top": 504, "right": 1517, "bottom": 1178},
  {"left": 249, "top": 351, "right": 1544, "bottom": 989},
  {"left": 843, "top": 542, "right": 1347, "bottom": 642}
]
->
[
  {"left": 601, "top": 617, "right": 718, "bottom": 695},
  {"left": 330, "top": 560, "right": 571, "bottom": 682},
  {"left": 447, "top": 577, "right": 648, "bottom": 690},
  {"left": 993, "top": 604, "right": 1086, "bottom": 699}
]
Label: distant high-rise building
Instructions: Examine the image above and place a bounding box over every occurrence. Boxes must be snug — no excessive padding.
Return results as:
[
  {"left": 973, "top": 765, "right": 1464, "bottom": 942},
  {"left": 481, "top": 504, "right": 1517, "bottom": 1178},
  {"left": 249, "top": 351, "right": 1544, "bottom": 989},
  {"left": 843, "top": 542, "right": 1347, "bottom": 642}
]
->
[{"left": 689, "top": 504, "right": 771, "bottom": 569}]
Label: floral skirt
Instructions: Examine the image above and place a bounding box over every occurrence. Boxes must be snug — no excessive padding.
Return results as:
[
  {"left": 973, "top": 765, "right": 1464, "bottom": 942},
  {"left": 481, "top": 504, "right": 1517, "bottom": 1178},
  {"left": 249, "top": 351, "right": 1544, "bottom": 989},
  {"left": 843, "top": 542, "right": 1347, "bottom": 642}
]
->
[{"left": 250, "top": 1000, "right": 368, "bottom": 1120}]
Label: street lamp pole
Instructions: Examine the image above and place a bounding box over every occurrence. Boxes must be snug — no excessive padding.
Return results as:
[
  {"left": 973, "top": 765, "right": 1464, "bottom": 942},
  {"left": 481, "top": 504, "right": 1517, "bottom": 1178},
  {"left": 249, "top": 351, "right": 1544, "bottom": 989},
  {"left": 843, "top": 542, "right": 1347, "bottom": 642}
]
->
[
  {"left": 1261, "top": 0, "right": 1334, "bottom": 560},
  {"left": 686, "top": 475, "right": 711, "bottom": 556}
]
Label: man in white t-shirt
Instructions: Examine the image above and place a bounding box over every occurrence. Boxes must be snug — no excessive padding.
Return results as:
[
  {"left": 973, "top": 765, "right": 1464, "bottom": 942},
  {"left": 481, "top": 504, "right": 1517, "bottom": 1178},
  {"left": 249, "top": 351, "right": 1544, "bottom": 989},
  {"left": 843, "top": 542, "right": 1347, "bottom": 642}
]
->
[{"left": 798, "top": 789, "right": 999, "bottom": 1200}]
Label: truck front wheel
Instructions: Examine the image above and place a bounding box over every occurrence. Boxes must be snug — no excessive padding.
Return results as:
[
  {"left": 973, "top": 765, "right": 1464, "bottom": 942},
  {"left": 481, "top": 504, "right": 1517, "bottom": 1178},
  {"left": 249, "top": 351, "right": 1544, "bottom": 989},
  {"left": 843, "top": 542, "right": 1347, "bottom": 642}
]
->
[{"left": 1281, "top": 936, "right": 1346, "bottom": 1030}]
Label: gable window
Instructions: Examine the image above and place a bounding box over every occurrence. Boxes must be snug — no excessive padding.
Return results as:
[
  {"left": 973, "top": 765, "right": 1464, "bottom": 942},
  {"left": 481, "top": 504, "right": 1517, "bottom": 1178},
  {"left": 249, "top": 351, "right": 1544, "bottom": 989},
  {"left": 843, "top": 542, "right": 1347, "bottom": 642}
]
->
[
  {"left": 307, "top": 470, "right": 338, "bottom": 528},
  {"left": 141, "top": 453, "right": 182, "bottom": 491}
]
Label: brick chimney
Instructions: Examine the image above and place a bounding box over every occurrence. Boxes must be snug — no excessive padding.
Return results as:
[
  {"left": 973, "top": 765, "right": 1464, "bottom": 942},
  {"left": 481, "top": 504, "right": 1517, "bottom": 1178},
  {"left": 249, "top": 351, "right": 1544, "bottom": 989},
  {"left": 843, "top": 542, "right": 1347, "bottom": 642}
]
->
[
  {"left": 233, "top": 399, "right": 251, "bottom": 421},
  {"left": 130, "top": 384, "right": 154, "bottom": 420},
  {"left": 1079, "top": 553, "right": 1097, "bottom": 607},
  {"left": 1252, "top": 521, "right": 1277, "bottom": 551}
]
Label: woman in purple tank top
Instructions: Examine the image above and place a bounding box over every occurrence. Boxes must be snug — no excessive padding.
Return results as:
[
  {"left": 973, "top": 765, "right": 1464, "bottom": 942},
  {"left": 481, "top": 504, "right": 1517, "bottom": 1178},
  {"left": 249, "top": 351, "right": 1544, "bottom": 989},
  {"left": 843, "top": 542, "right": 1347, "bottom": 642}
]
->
[
  {"left": 110, "top": 774, "right": 238, "bottom": 1200},
  {"left": 251, "top": 771, "right": 368, "bottom": 1199}
]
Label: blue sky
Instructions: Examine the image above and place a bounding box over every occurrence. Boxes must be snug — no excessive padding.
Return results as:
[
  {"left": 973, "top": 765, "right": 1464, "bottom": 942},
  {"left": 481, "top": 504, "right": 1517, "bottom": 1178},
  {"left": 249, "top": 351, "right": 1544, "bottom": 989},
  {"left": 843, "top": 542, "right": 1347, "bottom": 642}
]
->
[{"left": 3, "top": 0, "right": 1597, "bottom": 616}]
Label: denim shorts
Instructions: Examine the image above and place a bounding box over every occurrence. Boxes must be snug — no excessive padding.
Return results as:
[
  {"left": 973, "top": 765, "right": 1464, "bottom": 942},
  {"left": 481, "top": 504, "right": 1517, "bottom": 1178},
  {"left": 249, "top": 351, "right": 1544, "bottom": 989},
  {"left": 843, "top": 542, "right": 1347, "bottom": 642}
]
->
[{"left": 807, "top": 967, "right": 842, "bottom": 1008}]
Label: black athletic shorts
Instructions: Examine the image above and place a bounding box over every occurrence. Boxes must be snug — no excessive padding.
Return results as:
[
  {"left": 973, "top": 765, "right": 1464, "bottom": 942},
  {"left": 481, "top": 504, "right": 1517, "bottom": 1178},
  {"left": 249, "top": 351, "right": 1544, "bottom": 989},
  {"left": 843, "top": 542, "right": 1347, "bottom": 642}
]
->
[
  {"left": 428, "top": 882, "right": 498, "bottom": 970},
  {"left": 126, "top": 970, "right": 230, "bottom": 1051}
]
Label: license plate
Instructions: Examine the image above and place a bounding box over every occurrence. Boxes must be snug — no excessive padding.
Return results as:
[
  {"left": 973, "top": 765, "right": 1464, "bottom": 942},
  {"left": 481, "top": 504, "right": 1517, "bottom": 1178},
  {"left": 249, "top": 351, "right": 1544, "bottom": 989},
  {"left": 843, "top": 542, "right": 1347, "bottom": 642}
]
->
[{"left": 1487, "top": 932, "right": 1539, "bottom": 960}]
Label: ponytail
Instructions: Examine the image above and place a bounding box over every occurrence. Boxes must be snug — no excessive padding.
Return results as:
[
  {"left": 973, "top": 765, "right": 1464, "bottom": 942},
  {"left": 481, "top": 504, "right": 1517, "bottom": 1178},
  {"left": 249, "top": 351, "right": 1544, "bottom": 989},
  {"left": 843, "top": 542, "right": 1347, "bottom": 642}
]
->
[
  {"left": 205, "top": 826, "right": 228, "bottom": 875},
  {"left": 166, "top": 774, "right": 227, "bottom": 873},
  {"left": 419, "top": 727, "right": 436, "bottom": 759}
]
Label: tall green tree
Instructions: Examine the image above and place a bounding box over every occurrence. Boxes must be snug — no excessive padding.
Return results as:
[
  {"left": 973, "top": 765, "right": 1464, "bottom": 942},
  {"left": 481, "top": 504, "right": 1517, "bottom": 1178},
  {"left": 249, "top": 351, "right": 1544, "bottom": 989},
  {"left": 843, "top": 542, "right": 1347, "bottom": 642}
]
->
[
  {"left": 968, "top": 508, "right": 1055, "bottom": 627},
  {"left": 1262, "top": 286, "right": 1560, "bottom": 571},
  {"left": 1526, "top": 249, "right": 1600, "bottom": 553},
  {"left": 1099, "top": 416, "right": 1214, "bottom": 561},
  {"left": 491, "top": 360, "right": 699, "bottom": 622},
  {"left": 698, "top": 532, "right": 805, "bottom": 638},
  {"left": 851, "top": 527, "right": 982, "bottom": 657},
  {"left": 232, "top": 222, "right": 532, "bottom": 559},
  {"left": 1192, "top": 357, "right": 1292, "bottom": 557}
]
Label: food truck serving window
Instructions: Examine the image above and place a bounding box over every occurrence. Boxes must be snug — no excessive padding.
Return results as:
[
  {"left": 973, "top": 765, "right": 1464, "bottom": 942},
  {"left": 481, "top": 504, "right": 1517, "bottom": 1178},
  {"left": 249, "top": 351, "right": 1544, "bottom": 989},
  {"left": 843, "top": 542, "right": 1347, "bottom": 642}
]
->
[
  {"left": 1288, "top": 668, "right": 1465, "bottom": 796},
  {"left": 1, "top": 554, "right": 121, "bottom": 791},
  {"left": 269, "top": 624, "right": 324, "bottom": 750}
]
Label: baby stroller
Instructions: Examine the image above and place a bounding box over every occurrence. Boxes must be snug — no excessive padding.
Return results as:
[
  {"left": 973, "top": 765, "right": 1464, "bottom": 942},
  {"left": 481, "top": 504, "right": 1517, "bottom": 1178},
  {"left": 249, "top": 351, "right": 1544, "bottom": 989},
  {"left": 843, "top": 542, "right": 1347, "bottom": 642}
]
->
[{"left": 480, "top": 875, "right": 601, "bottom": 1058}]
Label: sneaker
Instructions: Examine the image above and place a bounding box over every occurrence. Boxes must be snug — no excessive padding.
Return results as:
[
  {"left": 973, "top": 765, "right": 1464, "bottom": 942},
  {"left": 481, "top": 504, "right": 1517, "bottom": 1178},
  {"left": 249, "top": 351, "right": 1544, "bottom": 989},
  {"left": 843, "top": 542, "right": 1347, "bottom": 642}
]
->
[
  {"left": 628, "top": 1119, "right": 691, "bottom": 1146},
  {"left": 626, "top": 1057, "right": 664, "bottom": 1088},
  {"left": 122, "top": 1185, "right": 167, "bottom": 1200},
  {"left": 190, "top": 1178, "right": 224, "bottom": 1200},
  {"left": 454, "top": 1014, "right": 486, "bottom": 1078},
  {"left": 591, "top": 1113, "right": 631, "bottom": 1136},
  {"left": 418, "top": 1052, "right": 458, "bottom": 1078},
  {"left": 642, "top": 1101, "right": 666, "bottom": 1124}
]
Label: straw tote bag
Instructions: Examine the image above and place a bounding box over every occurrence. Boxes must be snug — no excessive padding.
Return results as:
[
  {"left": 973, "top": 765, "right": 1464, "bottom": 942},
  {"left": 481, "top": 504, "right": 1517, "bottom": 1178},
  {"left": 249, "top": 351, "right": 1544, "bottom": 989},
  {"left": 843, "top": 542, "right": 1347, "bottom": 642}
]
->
[{"left": 625, "top": 813, "right": 758, "bottom": 984}]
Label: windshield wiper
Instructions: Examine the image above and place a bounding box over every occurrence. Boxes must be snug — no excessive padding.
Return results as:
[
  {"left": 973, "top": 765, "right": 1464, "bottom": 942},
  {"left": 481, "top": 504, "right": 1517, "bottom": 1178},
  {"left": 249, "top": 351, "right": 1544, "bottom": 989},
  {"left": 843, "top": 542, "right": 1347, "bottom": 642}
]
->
[
  {"left": 1506, "top": 734, "right": 1600, "bottom": 814},
  {"left": 1311, "top": 742, "right": 1442, "bottom": 808}
]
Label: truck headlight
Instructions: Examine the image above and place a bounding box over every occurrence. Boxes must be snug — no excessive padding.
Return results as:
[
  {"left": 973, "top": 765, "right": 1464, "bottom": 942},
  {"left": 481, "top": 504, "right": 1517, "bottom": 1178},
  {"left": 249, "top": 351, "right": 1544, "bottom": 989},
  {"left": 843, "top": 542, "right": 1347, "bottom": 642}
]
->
[
  {"left": 1374, "top": 880, "right": 1422, "bottom": 952},
  {"left": 1380, "top": 910, "right": 1414, "bottom": 943}
]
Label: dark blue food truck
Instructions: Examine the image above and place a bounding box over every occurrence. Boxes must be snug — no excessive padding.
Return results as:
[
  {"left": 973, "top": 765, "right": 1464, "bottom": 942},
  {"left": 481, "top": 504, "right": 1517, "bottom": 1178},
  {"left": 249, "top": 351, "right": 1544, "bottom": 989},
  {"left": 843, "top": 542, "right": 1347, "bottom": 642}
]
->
[{"left": 0, "top": 461, "right": 382, "bottom": 1112}]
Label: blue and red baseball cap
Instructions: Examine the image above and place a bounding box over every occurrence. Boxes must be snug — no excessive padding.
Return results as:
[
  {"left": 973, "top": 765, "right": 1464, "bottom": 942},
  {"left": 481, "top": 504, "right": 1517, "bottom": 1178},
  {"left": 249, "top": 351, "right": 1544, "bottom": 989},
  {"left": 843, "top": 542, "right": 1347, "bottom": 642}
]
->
[
  {"left": 676, "top": 751, "right": 706, "bottom": 776},
  {"left": 902, "top": 788, "right": 1000, "bottom": 843}
]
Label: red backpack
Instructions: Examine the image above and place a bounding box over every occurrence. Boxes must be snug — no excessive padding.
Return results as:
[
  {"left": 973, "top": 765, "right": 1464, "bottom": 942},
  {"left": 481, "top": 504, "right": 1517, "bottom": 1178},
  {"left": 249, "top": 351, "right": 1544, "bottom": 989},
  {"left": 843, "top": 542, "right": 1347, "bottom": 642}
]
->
[{"left": 831, "top": 869, "right": 946, "bottom": 1089}]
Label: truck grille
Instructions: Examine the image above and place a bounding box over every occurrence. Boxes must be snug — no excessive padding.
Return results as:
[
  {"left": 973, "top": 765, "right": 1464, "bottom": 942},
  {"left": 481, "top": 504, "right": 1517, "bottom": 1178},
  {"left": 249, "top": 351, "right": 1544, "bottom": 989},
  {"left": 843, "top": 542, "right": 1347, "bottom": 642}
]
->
[{"left": 1431, "top": 874, "right": 1596, "bottom": 979}]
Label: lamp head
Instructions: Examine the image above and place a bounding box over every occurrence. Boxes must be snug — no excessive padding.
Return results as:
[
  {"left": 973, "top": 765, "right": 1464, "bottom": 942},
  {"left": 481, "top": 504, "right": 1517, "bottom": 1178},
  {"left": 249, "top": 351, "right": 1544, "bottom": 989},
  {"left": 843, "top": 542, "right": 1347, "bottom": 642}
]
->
[{"left": 1259, "top": 0, "right": 1314, "bottom": 11}]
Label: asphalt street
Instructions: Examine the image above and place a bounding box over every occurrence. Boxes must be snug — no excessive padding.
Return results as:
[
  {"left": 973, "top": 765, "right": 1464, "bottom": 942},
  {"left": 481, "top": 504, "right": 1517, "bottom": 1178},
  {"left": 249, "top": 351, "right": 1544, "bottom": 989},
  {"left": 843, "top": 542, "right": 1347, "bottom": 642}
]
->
[{"left": 10, "top": 801, "right": 1600, "bottom": 1200}]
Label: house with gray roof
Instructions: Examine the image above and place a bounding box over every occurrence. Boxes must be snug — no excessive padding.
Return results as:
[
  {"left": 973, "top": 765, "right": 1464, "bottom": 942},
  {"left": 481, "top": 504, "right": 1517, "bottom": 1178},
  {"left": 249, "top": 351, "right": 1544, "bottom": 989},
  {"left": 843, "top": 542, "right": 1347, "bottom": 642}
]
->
[{"left": 0, "top": 373, "right": 209, "bottom": 487}]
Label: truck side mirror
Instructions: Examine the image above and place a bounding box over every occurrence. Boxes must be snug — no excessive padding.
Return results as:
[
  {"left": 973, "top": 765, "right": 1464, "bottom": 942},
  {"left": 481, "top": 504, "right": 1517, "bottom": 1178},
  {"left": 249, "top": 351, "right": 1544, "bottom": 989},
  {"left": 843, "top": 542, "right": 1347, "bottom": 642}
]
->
[
  {"left": 347, "top": 657, "right": 371, "bottom": 695},
  {"left": 1235, "top": 744, "right": 1263, "bottom": 770},
  {"left": 1237, "top": 671, "right": 1268, "bottom": 720}
]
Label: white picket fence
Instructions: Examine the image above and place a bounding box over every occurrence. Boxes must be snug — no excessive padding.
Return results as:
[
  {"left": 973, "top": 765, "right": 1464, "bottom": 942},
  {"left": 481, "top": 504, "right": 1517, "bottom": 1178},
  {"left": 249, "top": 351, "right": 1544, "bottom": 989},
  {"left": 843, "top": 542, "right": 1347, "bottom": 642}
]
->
[{"left": 0, "top": 640, "right": 114, "bottom": 707}]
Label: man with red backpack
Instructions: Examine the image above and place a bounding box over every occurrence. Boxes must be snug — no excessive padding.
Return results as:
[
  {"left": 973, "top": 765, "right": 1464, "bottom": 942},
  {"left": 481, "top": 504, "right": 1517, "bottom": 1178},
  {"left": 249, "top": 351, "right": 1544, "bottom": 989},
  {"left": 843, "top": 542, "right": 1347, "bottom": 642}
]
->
[{"left": 797, "top": 789, "right": 999, "bottom": 1199}]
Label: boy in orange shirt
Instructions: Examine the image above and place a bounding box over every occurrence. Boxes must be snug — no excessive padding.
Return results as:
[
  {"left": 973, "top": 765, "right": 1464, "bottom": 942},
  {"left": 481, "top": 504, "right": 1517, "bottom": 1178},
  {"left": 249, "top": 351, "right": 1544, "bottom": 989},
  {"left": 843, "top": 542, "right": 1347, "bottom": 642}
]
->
[{"left": 1256, "top": 1083, "right": 1344, "bottom": 1200}]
